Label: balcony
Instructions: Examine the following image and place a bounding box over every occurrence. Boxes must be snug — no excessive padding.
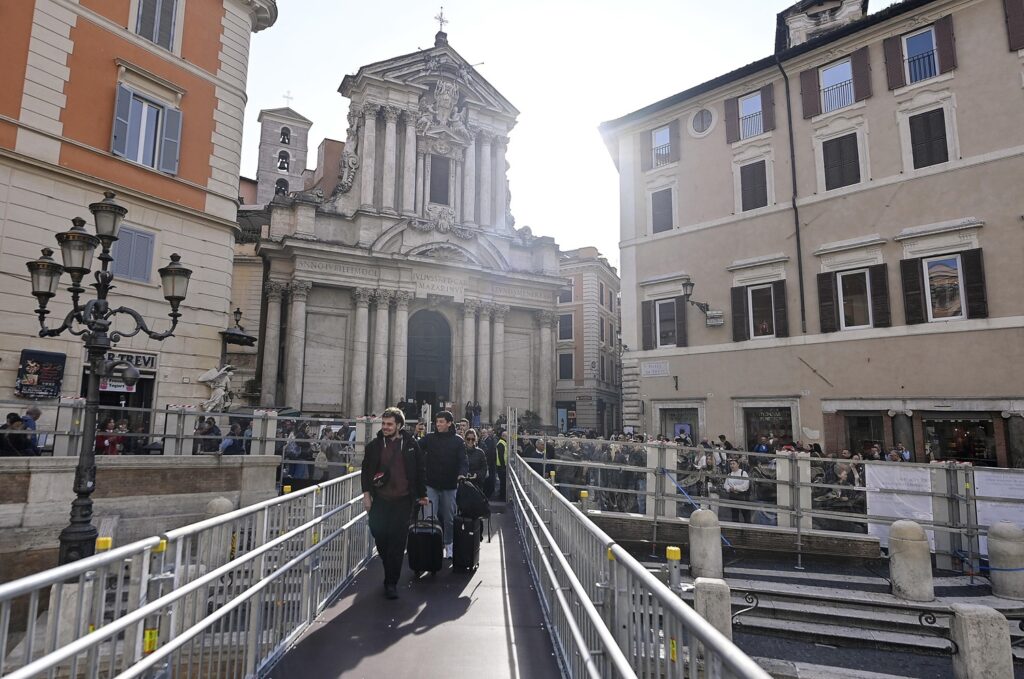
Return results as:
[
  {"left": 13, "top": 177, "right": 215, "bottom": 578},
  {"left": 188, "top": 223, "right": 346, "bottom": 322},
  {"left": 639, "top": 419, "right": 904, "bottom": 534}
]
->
[
  {"left": 652, "top": 142, "right": 672, "bottom": 168},
  {"left": 740, "top": 110, "right": 763, "bottom": 140},
  {"left": 907, "top": 49, "right": 937, "bottom": 84},
  {"left": 821, "top": 79, "right": 854, "bottom": 114}
]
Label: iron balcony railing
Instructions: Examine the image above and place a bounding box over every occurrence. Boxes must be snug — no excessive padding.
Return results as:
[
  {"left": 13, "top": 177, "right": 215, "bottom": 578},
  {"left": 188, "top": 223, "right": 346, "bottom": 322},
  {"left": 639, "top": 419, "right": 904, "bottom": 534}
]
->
[
  {"left": 739, "top": 111, "right": 762, "bottom": 140},
  {"left": 821, "top": 79, "right": 854, "bottom": 113},
  {"left": 907, "top": 49, "right": 938, "bottom": 83},
  {"left": 652, "top": 143, "right": 672, "bottom": 168}
]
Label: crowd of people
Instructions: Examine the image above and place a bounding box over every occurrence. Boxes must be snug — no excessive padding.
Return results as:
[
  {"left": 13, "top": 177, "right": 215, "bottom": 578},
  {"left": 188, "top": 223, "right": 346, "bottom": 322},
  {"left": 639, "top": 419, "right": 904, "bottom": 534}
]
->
[{"left": 0, "top": 406, "right": 42, "bottom": 456}]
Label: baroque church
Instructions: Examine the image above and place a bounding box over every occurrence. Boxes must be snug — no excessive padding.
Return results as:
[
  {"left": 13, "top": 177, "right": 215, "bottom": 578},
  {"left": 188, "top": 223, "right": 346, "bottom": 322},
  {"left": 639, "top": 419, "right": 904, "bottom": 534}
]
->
[{"left": 233, "top": 31, "right": 564, "bottom": 424}]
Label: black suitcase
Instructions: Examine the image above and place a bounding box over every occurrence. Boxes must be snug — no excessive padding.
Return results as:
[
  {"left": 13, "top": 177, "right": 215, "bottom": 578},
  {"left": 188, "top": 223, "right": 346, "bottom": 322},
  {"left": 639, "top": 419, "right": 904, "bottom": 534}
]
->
[
  {"left": 407, "top": 504, "right": 443, "bottom": 573},
  {"left": 452, "top": 516, "right": 481, "bottom": 571}
]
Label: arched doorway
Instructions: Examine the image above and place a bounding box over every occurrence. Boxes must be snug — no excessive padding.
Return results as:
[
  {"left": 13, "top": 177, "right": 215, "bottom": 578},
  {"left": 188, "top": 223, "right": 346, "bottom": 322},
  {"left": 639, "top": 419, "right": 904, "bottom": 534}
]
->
[{"left": 406, "top": 309, "right": 452, "bottom": 410}]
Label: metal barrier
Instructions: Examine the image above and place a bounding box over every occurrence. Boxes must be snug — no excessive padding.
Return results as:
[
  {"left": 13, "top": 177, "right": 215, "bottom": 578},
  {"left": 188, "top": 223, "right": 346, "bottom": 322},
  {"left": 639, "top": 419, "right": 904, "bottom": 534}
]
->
[{"left": 0, "top": 471, "right": 372, "bottom": 678}]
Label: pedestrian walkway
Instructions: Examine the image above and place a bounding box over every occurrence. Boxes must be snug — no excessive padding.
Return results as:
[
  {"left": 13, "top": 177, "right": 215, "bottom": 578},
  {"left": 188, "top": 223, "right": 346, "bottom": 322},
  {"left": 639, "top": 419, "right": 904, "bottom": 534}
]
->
[{"left": 268, "top": 508, "right": 562, "bottom": 679}]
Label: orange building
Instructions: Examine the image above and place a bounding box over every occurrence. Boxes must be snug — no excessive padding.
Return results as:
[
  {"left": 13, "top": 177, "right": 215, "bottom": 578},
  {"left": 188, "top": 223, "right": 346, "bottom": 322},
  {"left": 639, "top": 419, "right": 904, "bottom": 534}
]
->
[{"left": 0, "top": 0, "right": 277, "bottom": 418}]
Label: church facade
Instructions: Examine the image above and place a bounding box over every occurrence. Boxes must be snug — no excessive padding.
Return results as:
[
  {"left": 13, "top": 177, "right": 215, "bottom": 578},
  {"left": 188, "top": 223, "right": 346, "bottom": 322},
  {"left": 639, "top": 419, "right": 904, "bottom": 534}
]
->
[{"left": 241, "top": 31, "right": 564, "bottom": 424}]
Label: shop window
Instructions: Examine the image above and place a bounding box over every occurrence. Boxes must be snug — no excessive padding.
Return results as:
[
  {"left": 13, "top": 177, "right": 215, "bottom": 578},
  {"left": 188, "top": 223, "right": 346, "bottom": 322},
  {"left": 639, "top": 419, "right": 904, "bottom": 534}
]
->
[
  {"left": 743, "top": 407, "right": 794, "bottom": 451},
  {"left": 846, "top": 414, "right": 884, "bottom": 454},
  {"left": 923, "top": 416, "right": 997, "bottom": 465}
]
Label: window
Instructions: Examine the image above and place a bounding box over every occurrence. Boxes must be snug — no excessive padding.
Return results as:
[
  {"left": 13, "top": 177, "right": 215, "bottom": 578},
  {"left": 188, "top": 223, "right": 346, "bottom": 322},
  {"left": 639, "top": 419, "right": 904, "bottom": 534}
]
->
[
  {"left": 136, "top": 0, "right": 176, "bottom": 50},
  {"left": 599, "top": 319, "right": 606, "bottom": 343},
  {"left": 275, "top": 179, "right": 289, "bottom": 196},
  {"left": 599, "top": 282, "right": 605, "bottom": 306},
  {"left": 901, "top": 248, "right": 985, "bottom": 324},
  {"left": 822, "top": 133, "right": 860, "bottom": 190},
  {"left": 558, "top": 314, "right": 573, "bottom": 340},
  {"left": 558, "top": 353, "right": 574, "bottom": 380},
  {"left": 923, "top": 416, "right": 996, "bottom": 464},
  {"left": 651, "top": 125, "right": 671, "bottom": 168},
  {"left": 277, "top": 150, "right": 290, "bottom": 171},
  {"left": 558, "top": 286, "right": 573, "bottom": 304},
  {"left": 692, "top": 108, "right": 713, "bottom": 135},
  {"left": 110, "top": 226, "right": 155, "bottom": 283},
  {"left": 608, "top": 291, "right": 614, "bottom": 309},
  {"left": 600, "top": 356, "right": 606, "bottom": 382},
  {"left": 739, "top": 92, "right": 763, "bottom": 139},
  {"left": 820, "top": 59, "right": 854, "bottom": 113},
  {"left": 429, "top": 154, "right": 450, "bottom": 205},
  {"left": 651, "top": 188, "right": 673, "bottom": 233},
  {"left": 280, "top": 127, "right": 291, "bottom": 144},
  {"left": 656, "top": 299, "right": 676, "bottom": 347},
  {"left": 740, "top": 160, "right": 768, "bottom": 211},
  {"left": 923, "top": 254, "right": 964, "bottom": 321},
  {"left": 837, "top": 269, "right": 872, "bottom": 329},
  {"left": 904, "top": 27, "right": 938, "bottom": 84},
  {"left": 909, "top": 109, "right": 948, "bottom": 169},
  {"left": 111, "top": 84, "right": 181, "bottom": 174},
  {"left": 748, "top": 285, "right": 775, "bottom": 338}
]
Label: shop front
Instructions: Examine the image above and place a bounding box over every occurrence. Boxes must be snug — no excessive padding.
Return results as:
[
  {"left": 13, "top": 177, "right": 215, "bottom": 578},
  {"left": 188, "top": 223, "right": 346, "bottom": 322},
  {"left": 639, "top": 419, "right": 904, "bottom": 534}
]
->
[
  {"left": 82, "top": 349, "right": 158, "bottom": 436},
  {"left": 921, "top": 412, "right": 1001, "bottom": 466}
]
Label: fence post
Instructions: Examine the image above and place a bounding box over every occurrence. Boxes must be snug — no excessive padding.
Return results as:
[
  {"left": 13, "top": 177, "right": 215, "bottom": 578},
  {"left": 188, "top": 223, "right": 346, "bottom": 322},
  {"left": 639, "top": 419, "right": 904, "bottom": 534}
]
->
[
  {"left": 53, "top": 396, "right": 85, "bottom": 456},
  {"left": 643, "top": 443, "right": 658, "bottom": 519},
  {"left": 250, "top": 409, "right": 278, "bottom": 456}
]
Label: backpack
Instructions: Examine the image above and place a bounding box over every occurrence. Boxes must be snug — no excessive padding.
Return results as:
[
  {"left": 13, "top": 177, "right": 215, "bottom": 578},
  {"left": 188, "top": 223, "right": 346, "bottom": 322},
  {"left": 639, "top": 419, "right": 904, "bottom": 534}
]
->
[{"left": 456, "top": 479, "right": 490, "bottom": 518}]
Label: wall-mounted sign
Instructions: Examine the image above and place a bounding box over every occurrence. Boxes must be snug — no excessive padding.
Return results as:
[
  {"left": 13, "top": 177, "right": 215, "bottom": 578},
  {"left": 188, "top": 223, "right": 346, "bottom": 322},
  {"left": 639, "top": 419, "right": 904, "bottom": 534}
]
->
[
  {"left": 100, "top": 377, "right": 136, "bottom": 393},
  {"left": 641, "top": 360, "right": 670, "bottom": 377},
  {"left": 15, "top": 350, "right": 66, "bottom": 399},
  {"left": 705, "top": 311, "right": 725, "bottom": 327},
  {"left": 104, "top": 350, "right": 157, "bottom": 373}
]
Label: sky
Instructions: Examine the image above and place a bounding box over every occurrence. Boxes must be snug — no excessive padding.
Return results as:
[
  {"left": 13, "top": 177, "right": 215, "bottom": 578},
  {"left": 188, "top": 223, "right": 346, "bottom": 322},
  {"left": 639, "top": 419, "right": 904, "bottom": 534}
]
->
[{"left": 241, "top": 0, "right": 900, "bottom": 270}]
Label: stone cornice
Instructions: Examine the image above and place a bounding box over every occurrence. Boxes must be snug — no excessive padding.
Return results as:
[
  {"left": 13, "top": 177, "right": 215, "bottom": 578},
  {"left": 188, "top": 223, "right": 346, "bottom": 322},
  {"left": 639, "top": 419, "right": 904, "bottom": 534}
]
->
[
  {"left": 238, "top": 0, "right": 279, "bottom": 32},
  {"left": 893, "top": 217, "right": 984, "bottom": 241}
]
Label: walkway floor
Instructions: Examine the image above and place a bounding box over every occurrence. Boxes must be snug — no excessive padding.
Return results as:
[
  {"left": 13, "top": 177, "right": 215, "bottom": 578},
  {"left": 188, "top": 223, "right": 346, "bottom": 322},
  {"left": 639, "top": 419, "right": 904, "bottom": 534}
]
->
[{"left": 268, "top": 507, "right": 562, "bottom": 679}]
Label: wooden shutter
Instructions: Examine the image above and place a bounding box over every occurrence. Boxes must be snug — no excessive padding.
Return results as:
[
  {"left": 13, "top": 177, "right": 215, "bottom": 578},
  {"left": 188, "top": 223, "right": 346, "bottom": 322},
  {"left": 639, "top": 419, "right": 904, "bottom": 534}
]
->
[
  {"left": 668, "top": 119, "right": 680, "bottom": 164},
  {"left": 640, "top": 129, "right": 653, "bottom": 172},
  {"left": 851, "top": 46, "right": 872, "bottom": 102},
  {"left": 910, "top": 109, "right": 948, "bottom": 169},
  {"left": 1006, "top": 0, "right": 1024, "bottom": 51},
  {"left": 111, "top": 84, "right": 133, "bottom": 158},
  {"left": 935, "top": 15, "right": 957, "bottom": 73},
  {"left": 900, "top": 258, "right": 926, "bottom": 324},
  {"left": 641, "top": 301, "right": 654, "bottom": 350},
  {"left": 129, "top": 230, "right": 154, "bottom": 282},
  {"left": 823, "top": 133, "right": 859, "bottom": 191},
  {"left": 159, "top": 106, "right": 182, "bottom": 174},
  {"left": 731, "top": 286, "right": 748, "bottom": 342},
  {"left": 741, "top": 160, "right": 768, "bottom": 211},
  {"left": 961, "top": 248, "right": 988, "bottom": 319},
  {"left": 760, "top": 83, "right": 776, "bottom": 133},
  {"left": 674, "top": 296, "right": 688, "bottom": 347},
  {"left": 137, "top": 0, "right": 157, "bottom": 41},
  {"left": 651, "top": 189, "right": 673, "bottom": 233},
  {"left": 724, "top": 97, "right": 740, "bottom": 144},
  {"left": 883, "top": 36, "right": 906, "bottom": 90},
  {"left": 111, "top": 229, "right": 134, "bottom": 279},
  {"left": 772, "top": 280, "right": 789, "bottom": 338},
  {"left": 868, "top": 263, "right": 891, "bottom": 327},
  {"left": 156, "top": 0, "right": 175, "bottom": 50},
  {"left": 800, "top": 68, "right": 820, "bottom": 119},
  {"left": 817, "top": 273, "right": 839, "bottom": 333}
]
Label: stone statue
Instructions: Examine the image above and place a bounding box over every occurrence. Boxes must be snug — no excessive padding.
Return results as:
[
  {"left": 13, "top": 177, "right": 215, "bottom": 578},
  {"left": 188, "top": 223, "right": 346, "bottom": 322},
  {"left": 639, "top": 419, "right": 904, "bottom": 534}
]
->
[{"left": 197, "top": 365, "right": 235, "bottom": 412}]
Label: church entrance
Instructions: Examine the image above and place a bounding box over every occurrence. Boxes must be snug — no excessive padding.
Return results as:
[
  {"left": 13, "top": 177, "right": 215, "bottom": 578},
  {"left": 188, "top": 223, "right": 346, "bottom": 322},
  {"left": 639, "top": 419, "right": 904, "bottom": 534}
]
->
[{"left": 406, "top": 310, "right": 452, "bottom": 411}]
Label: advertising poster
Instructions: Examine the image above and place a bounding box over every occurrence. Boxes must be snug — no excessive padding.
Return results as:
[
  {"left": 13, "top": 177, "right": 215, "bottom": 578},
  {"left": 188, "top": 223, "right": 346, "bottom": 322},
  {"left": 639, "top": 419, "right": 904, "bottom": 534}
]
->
[
  {"left": 866, "top": 464, "right": 935, "bottom": 550},
  {"left": 14, "top": 350, "right": 66, "bottom": 399}
]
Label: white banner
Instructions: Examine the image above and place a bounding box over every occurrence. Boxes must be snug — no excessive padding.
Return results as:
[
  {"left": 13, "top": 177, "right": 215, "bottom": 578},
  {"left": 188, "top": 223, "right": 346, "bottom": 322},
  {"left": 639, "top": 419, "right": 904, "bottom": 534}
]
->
[
  {"left": 974, "top": 469, "right": 1024, "bottom": 556},
  {"left": 866, "top": 464, "right": 935, "bottom": 550}
]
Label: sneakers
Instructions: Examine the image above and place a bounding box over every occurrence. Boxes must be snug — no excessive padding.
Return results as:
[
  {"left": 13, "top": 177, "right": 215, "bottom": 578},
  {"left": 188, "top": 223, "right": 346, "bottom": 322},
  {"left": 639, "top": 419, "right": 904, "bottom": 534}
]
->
[
  {"left": 384, "top": 584, "right": 398, "bottom": 599},
  {"left": 444, "top": 543, "right": 453, "bottom": 559}
]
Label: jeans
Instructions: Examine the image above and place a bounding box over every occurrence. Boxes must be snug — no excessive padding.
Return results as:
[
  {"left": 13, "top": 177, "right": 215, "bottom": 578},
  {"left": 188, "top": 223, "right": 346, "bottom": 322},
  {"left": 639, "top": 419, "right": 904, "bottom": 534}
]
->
[
  {"left": 368, "top": 495, "right": 413, "bottom": 586},
  {"left": 426, "top": 486, "right": 458, "bottom": 547},
  {"left": 495, "top": 466, "right": 507, "bottom": 502}
]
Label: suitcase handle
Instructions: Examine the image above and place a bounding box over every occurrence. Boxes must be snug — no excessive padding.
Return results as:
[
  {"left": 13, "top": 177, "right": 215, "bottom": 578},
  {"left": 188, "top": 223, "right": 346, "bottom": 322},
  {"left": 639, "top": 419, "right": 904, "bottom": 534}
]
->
[{"left": 418, "top": 499, "right": 439, "bottom": 526}]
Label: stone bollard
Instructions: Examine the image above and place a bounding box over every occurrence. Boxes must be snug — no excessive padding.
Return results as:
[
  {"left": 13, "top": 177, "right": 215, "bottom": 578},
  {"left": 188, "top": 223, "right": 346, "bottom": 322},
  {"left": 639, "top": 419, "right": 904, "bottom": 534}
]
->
[
  {"left": 889, "top": 520, "right": 934, "bottom": 602},
  {"left": 689, "top": 508, "right": 723, "bottom": 579},
  {"left": 666, "top": 546, "right": 682, "bottom": 592},
  {"left": 197, "top": 496, "right": 237, "bottom": 574},
  {"left": 949, "top": 603, "right": 1013, "bottom": 679},
  {"left": 694, "top": 577, "right": 733, "bottom": 641},
  {"left": 987, "top": 521, "right": 1024, "bottom": 600},
  {"left": 205, "top": 496, "right": 235, "bottom": 519}
]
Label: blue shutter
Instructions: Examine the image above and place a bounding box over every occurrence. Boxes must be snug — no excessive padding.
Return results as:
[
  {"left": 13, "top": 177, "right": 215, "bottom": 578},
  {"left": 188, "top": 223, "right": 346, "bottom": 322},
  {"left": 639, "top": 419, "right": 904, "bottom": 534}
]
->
[
  {"left": 112, "top": 84, "right": 133, "bottom": 157},
  {"left": 159, "top": 106, "right": 182, "bottom": 174},
  {"left": 129, "top": 231, "right": 154, "bottom": 282},
  {"left": 156, "top": 0, "right": 176, "bottom": 50},
  {"left": 136, "top": 0, "right": 157, "bottom": 41},
  {"left": 111, "top": 229, "right": 134, "bottom": 279}
]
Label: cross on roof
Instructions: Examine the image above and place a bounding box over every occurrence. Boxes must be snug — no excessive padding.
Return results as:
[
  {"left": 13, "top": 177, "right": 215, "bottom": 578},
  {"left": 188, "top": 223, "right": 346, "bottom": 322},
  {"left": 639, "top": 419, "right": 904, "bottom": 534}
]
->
[
  {"left": 434, "top": 6, "right": 448, "bottom": 32},
  {"left": 283, "top": 90, "right": 294, "bottom": 106}
]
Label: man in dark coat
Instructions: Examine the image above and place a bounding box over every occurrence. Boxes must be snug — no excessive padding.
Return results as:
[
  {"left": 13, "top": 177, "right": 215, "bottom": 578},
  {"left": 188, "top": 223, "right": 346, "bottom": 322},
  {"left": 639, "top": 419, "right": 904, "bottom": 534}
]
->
[{"left": 361, "top": 407, "right": 428, "bottom": 599}]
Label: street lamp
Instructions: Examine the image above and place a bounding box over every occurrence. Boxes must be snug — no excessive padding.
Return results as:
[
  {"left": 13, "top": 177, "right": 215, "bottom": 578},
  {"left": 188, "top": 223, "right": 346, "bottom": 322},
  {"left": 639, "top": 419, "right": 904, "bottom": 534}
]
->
[
  {"left": 26, "top": 190, "right": 192, "bottom": 565},
  {"left": 680, "top": 276, "right": 712, "bottom": 315},
  {"left": 219, "top": 306, "right": 256, "bottom": 365}
]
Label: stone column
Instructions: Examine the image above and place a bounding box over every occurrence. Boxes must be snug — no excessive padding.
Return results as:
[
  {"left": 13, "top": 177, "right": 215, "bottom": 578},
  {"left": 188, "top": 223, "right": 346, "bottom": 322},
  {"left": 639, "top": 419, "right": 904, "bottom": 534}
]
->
[
  {"left": 462, "top": 299, "right": 478, "bottom": 408},
  {"left": 390, "top": 291, "right": 412, "bottom": 405},
  {"left": 537, "top": 311, "right": 556, "bottom": 426},
  {"left": 401, "top": 111, "right": 417, "bottom": 215},
  {"left": 381, "top": 106, "right": 399, "bottom": 214},
  {"left": 348, "top": 288, "right": 372, "bottom": 417},
  {"left": 893, "top": 413, "right": 916, "bottom": 459},
  {"left": 454, "top": 157, "right": 463, "bottom": 223},
  {"left": 462, "top": 132, "right": 476, "bottom": 225},
  {"left": 476, "top": 305, "right": 492, "bottom": 424},
  {"left": 478, "top": 131, "right": 492, "bottom": 227},
  {"left": 415, "top": 151, "right": 425, "bottom": 215},
  {"left": 370, "top": 289, "right": 393, "bottom": 415},
  {"left": 494, "top": 135, "right": 509, "bottom": 229},
  {"left": 259, "top": 280, "right": 286, "bottom": 407},
  {"left": 491, "top": 305, "right": 508, "bottom": 420},
  {"left": 284, "top": 280, "right": 312, "bottom": 410},
  {"left": 359, "top": 103, "right": 378, "bottom": 211}
]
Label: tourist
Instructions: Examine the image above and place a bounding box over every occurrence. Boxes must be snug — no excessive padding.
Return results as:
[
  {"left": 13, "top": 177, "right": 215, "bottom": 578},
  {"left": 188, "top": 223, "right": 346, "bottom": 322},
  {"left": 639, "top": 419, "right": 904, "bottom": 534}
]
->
[{"left": 419, "top": 410, "right": 468, "bottom": 558}]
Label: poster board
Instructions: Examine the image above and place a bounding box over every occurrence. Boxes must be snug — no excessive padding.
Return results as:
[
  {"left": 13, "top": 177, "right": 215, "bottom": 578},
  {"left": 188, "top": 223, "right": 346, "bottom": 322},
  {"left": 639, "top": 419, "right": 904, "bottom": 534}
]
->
[
  {"left": 14, "top": 350, "right": 66, "bottom": 399},
  {"left": 866, "top": 464, "right": 935, "bottom": 550},
  {"left": 974, "top": 469, "right": 1024, "bottom": 556}
]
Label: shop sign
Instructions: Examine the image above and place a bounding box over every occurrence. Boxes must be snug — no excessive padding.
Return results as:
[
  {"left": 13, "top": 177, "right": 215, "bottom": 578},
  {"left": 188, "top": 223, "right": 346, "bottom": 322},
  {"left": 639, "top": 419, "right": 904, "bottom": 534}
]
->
[
  {"left": 104, "top": 350, "right": 157, "bottom": 373},
  {"left": 100, "top": 377, "right": 136, "bottom": 393},
  {"left": 15, "top": 350, "right": 66, "bottom": 399}
]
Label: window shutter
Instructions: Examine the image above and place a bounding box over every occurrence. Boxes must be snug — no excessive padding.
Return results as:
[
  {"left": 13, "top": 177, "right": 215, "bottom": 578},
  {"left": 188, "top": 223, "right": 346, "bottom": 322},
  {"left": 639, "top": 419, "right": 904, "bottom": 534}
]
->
[
  {"left": 156, "top": 0, "right": 176, "bottom": 50},
  {"left": 911, "top": 109, "right": 948, "bottom": 168},
  {"left": 817, "top": 273, "right": 839, "bottom": 333},
  {"left": 674, "top": 296, "right": 688, "bottom": 348},
  {"left": 741, "top": 161, "right": 768, "bottom": 211},
  {"left": 935, "top": 15, "right": 957, "bottom": 73},
  {"left": 851, "top": 46, "right": 872, "bottom": 102},
  {"left": 1005, "top": 0, "right": 1024, "bottom": 51},
  {"left": 158, "top": 106, "right": 182, "bottom": 175},
  {"left": 640, "top": 130, "right": 653, "bottom": 172},
  {"left": 129, "top": 231, "right": 154, "bottom": 282},
  {"left": 772, "top": 280, "right": 789, "bottom": 338},
  {"left": 641, "top": 301, "right": 654, "bottom": 350},
  {"left": 900, "top": 258, "right": 926, "bottom": 324},
  {"left": 868, "top": 263, "right": 891, "bottom": 327},
  {"left": 137, "top": 0, "right": 157, "bottom": 41},
  {"left": 883, "top": 36, "right": 906, "bottom": 90},
  {"left": 724, "top": 97, "right": 740, "bottom": 144},
  {"left": 960, "top": 248, "right": 988, "bottom": 319},
  {"left": 111, "top": 229, "right": 134, "bottom": 279},
  {"left": 760, "top": 83, "right": 776, "bottom": 132},
  {"left": 799, "top": 68, "right": 820, "bottom": 119},
  {"left": 731, "top": 286, "right": 748, "bottom": 342},
  {"left": 111, "top": 84, "right": 133, "bottom": 158},
  {"left": 668, "top": 119, "right": 680, "bottom": 164}
]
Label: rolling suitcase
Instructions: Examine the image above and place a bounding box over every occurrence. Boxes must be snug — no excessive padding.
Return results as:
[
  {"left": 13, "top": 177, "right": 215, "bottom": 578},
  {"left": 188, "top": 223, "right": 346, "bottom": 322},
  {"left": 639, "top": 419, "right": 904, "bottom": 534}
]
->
[
  {"left": 407, "top": 502, "right": 443, "bottom": 574},
  {"left": 452, "top": 515, "right": 481, "bottom": 571}
]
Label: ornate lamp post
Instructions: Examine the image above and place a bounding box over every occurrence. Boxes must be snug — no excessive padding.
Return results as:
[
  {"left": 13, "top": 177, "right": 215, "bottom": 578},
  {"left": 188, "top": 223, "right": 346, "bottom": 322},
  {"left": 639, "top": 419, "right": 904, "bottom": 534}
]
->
[
  {"left": 26, "top": 191, "right": 192, "bottom": 565},
  {"left": 680, "top": 277, "right": 712, "bottom": 315}
]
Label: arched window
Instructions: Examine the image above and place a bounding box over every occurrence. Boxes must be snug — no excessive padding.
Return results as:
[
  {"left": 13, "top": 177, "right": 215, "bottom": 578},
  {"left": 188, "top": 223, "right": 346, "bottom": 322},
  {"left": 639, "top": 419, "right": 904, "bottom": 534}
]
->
[
  {"left": 277, "top": 150, "right": 290, "bottom": 171},
  {"left": 280, "top": 127, "right": 291, "bottom": 144},
  {"left": 275, "top": 178, "right": 289, "bottom": 196}
]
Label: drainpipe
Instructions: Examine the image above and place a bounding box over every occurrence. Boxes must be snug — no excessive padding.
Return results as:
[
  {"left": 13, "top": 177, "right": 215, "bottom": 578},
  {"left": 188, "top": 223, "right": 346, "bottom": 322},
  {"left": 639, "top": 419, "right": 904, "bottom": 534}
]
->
[{"left": 775, "top": 54, "right": 808, "bottom": 334}]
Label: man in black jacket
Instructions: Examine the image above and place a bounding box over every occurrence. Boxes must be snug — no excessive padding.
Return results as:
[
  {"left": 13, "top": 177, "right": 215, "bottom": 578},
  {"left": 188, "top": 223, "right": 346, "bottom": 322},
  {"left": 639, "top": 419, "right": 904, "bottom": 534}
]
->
[
  {"left": 362, "top": 407, "right": 428, "bottom": 599},
  {"left": 420, "top": 410, "right": 468, "bottom": 558}
]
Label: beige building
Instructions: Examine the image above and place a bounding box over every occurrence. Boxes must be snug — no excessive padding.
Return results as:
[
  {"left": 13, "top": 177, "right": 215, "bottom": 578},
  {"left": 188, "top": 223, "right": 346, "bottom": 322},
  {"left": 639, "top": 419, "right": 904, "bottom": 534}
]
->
[
  {"left": 601, "top": 0, "right": 1024, "bottom": 466},
  {"left": 555, "top": 247, "right": 621, "bottom": 435}
]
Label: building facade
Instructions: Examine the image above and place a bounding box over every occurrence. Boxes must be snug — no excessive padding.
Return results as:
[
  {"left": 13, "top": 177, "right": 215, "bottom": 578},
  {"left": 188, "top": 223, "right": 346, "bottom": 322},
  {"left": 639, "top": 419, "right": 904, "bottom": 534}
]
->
[
  {"left": 0, "top": 0, "right": 276, "bottom": 423},
  {"left": 555, "top": 247, "right": 622, "bottom": 435},
  {"left": 601, "top": 0, "right": 1024, "bottom": 466}
]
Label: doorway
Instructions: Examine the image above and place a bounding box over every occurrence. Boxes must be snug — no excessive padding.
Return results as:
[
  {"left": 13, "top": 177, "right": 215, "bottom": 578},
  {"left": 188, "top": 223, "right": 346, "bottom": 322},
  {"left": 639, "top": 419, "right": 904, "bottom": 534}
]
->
[{"left": 406, "top": 310, "right": 452, "bottom": 412}]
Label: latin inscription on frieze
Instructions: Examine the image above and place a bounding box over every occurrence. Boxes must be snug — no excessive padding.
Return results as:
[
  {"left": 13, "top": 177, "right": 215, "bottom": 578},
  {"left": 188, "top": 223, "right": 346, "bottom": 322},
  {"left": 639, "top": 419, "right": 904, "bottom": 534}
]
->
[
  {"left": 415, "top": 272, "right": 464, "bottom": 296},
  {"left": 296, "top": 259, "right": 377, "bottom": 278},
  {"left": 490, "top": 285, "right": 552, "bottom": 302}
]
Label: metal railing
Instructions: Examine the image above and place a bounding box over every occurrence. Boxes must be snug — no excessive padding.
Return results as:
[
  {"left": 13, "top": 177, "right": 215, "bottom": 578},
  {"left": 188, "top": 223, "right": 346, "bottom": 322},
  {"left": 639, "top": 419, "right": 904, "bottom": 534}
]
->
[
  {"left": 652, "top": 143, "right": 672, "bottom": 168},
  {"left": 821, "top": 79, "right": 854, "bottom": 113},
  {"left": 0, "top": 471, "right": 373, "bottom": 678},
  {"left": 907, "top": 50, "right": 937, "bottom": 83},
  {"left": 739, "top": 111, "right": 762, "bottom": 140}
]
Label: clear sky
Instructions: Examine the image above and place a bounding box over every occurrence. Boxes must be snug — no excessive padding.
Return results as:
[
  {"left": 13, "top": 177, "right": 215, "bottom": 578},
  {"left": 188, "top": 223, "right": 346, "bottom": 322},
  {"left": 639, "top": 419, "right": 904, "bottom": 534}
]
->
[{"left": 241, "top": 0, "right": 899, "bottom": 270}]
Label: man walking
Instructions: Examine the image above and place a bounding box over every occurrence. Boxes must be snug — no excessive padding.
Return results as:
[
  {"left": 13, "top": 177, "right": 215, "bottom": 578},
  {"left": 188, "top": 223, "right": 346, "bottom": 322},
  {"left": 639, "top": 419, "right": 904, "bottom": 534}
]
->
[
  {"left": 362, "top": 407, "right": 428, "bottom": 599},
  {"left": 419, "top": 410, "right": 468, "bottom": 558}
]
